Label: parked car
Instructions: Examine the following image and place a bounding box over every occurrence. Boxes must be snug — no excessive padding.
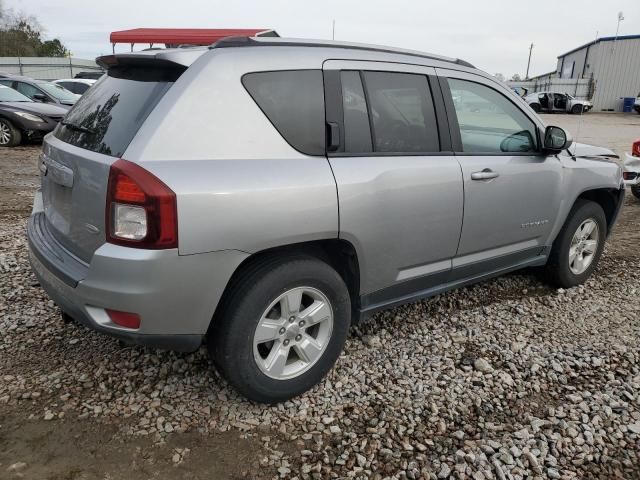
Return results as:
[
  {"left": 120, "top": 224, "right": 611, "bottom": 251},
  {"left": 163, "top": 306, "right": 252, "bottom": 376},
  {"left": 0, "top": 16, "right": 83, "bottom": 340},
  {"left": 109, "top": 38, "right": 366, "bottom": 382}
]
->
[
  {"left": 634, "top": 94, "right": 640, "bottom": 114},
  {"left": 74, "top": 71, "right": 104, "bottom": 80},
  {"left": 0, "top": 74, "right": 79, "bottom": 109},
  {"left": 623, "top": 138, "right": 640, "bottom": 199},
  {"left": 525, "top": 91, "right": 593, "bottom": 114},
  {"left": 53, "top": 79, "right": 96, "bottom": 95},
  {"left": 27, "top": 38, "right": 624, "bottom": 403},
  {"left": 0, "top": 85, "right": 67, "bottom": 147}
]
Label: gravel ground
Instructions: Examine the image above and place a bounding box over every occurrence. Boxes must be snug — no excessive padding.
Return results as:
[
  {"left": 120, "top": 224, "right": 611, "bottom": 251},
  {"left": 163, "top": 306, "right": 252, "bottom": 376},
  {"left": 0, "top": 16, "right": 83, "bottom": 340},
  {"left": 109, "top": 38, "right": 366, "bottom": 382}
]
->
[{"left": 1, "top": 114, "right": 640, "bottom": 479}]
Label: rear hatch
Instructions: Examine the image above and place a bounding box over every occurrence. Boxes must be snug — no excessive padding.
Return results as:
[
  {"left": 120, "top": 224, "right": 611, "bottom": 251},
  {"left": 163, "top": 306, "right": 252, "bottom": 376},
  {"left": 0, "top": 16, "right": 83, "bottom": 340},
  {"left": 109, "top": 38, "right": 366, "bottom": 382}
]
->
[{"left": 40, "top": 51, "right": 199, "bottom": 263}]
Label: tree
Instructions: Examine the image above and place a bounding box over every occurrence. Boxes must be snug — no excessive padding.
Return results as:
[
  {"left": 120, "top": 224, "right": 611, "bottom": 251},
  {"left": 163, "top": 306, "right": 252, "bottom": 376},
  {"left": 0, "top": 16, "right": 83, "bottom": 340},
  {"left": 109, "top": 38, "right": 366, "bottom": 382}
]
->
[
  {"left": 494, "top": 73, "right": 505, "bottom": 82},
  {"left": 510, "top": 74, "right": 523, "bottom": 82},
  {"left": 0, "top": 1, "right": 69, "bottom": 57}
]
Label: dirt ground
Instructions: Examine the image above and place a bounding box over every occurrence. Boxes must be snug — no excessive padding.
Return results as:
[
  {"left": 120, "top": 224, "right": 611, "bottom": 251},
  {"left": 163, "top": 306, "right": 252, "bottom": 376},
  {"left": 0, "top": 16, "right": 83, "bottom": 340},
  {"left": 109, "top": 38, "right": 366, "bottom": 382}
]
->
[{"left": 0, "top": 112, "right": 639, "bottom": 479}]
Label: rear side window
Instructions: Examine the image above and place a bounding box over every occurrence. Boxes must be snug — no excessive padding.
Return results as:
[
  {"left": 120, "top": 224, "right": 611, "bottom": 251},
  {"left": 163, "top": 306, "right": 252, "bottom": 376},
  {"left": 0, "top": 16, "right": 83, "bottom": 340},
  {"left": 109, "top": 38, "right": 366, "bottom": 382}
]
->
[
  {"left": 340, "top": 71, "right": 372, "bottom": 153},
  {"left": 242, "top": 70, "right": 325, "bottom": 156},
  {"left": 55, "top": 66, "right": 181, "bottom": 157},
  {"left": 362, "top": 72, "right": 439, "bottom": 153}
]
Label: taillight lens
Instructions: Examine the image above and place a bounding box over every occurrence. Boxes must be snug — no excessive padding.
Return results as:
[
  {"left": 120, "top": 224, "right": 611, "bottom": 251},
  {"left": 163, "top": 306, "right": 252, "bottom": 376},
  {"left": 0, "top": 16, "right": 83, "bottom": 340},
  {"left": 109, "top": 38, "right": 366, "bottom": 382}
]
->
[
  {"left": 106, "top": 159, "right": 178, "bottom": 249},
  {"left": 106, "top": 309, "right": 141, "bottom": 329},
  {"left": 632, "top": 139, "right": 640, "bottom": 157}
]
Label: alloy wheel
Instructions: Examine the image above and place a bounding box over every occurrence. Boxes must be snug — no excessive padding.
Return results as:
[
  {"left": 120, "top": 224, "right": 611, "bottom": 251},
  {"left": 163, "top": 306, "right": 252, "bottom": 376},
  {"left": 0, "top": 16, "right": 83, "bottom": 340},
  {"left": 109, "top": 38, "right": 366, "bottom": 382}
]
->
[
  {"left": 253, "top": 286, "right": 333, "bottom": 380},
  {"left": 569, "top": 218, "right": 599, "bottom": 275},
  {"left": 0, "top": 122, "right": 11, "bottom": 145}
]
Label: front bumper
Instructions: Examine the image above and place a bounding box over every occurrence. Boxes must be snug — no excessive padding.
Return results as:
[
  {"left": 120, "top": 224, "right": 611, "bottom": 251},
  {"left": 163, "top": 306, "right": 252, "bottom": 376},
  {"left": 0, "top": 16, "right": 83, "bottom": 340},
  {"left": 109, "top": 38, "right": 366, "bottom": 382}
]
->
[
  {"left": 27, "top": 195, "right": 248, "bottom": 351},
  {"left": 623, "top": 153, "right": 640, "bottom": 186}
]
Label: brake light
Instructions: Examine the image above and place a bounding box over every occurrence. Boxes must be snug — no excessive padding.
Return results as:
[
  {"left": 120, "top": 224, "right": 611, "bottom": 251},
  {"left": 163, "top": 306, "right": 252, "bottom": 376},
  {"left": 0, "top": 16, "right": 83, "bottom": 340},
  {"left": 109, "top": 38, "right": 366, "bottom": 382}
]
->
[
  {"left": 106, "top": 159, "right": 178, "bottom": 249},
  {"left": 632, "top": 139, "right": 640, "bottom": 157}
]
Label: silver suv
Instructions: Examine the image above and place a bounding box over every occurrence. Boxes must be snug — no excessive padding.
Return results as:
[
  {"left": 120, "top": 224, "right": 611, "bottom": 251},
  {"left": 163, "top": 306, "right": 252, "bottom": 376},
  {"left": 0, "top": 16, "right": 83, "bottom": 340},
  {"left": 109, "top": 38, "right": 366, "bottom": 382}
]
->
[{"left": 28, "top": 37, "right": 625, "bottom": 403}]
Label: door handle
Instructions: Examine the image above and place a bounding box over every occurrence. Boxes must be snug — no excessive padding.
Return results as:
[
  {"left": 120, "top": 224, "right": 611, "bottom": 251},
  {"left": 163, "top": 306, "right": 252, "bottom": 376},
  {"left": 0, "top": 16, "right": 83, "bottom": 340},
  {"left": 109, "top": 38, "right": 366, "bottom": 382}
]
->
[{"left": 471, "top": 168, "right": 499, "bottom": 181}]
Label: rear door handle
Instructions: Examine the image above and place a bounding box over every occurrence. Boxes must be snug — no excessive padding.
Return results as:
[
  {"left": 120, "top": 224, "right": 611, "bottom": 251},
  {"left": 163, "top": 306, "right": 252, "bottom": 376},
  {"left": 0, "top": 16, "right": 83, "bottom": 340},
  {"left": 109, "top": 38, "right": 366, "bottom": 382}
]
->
[{"left": 471, "top": 168, "right": 499, "bottom": 181}]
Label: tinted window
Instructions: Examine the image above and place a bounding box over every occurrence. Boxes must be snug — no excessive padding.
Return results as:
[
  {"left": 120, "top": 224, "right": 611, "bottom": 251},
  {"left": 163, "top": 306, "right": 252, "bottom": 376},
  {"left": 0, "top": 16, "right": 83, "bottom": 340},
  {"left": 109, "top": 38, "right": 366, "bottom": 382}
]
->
[
  {"left": 55, "top": 67, "right": 179, "bottom": 157},
  {"left": 448, "top": 79, "right": 538, "bottom": 153},
  {"left": 243, "top": 70, "right": 325, "bottom": 156},
  {"left": 340, "top": 71, "right": 372, "bottom": 153},
  {"left": 362, "top": 71, "right": 439, "bottom": 153}
]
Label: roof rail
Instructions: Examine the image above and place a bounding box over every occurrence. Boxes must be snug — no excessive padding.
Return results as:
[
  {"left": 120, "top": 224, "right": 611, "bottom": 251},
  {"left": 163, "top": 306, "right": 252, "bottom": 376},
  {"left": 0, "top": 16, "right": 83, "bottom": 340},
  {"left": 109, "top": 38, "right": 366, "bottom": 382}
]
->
[{"left": 209, "top": 36, "right": 475, "bottom": 69}]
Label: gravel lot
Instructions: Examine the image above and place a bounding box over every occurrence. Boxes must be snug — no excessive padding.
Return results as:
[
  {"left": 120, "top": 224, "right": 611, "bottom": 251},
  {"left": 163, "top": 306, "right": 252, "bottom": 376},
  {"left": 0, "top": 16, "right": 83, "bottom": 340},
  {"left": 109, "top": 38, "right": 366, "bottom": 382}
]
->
[{"left": 1, "top": 113, "right": 639, "bottom": 479}]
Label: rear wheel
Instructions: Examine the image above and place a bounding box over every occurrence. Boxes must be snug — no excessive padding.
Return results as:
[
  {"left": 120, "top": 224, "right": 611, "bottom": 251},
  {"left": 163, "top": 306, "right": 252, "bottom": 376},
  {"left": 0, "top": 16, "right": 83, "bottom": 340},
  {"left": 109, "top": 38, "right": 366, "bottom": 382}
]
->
[
  {"left": 571, "top": 104, "right": 584, "bottom": 114},
  {"left": 544, "top": 200, "right": 606, "bottom": 288},
  {"left": 209, "top": 256, "right": 351, "bottom": 403},
  {"left": 530, "top": 103, "right": 541, "bottom": 113},
  {"left": 0, "top": 119, "right": 21, "bottom": 147},
  {"left": 631, "top": 185, "right": 640, "bottom": 200}
]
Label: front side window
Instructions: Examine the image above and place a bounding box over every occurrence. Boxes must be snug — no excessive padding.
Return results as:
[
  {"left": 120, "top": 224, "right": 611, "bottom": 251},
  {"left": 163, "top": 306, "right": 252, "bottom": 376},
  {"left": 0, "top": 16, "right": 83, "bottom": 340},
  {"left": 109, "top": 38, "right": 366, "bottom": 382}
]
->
[
  {"left": 15, "top": 82, "right": 42, "bottom": 99},
  {"left": 243, "top": 70, "right": 325, "bottom": 156},
  {"left": 448, "top": 78, "right": 538, "bottom": 153},
  {"left": 363, "top": 71, "right": 439, "bottom": 153}
]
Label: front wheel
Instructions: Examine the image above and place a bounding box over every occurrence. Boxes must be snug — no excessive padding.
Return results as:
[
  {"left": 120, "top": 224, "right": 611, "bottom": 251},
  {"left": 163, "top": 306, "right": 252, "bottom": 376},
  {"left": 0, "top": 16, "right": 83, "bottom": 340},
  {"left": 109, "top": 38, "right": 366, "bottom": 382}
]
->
[
  {"left": 209, "top": 256, "right": 351, "bottom": 403},
  {"left": 571, "top": 104, "right": 584, "bottom": 114},
  {"left": 0, "top": 119, "right": 21, "bottom": 147},
  {"left": 631, "top": 185, "right": 640, "bottom": 200},
  {"left": 530, "top": 103, "right": 541, "bottom": 113},
  {"left": 544, "top": 200, "right": 606, "bottom": 288}
]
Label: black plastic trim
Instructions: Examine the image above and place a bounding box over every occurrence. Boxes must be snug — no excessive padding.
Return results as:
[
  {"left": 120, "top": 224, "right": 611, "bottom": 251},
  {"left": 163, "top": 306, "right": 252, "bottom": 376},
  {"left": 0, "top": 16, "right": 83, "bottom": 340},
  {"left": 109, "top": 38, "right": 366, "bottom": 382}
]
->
[
  {"left": 210, "top": 36, "right": 475, "bottom": 69},
  {"left": 359, "top": 253, "right": 547, "bottom": 318}
]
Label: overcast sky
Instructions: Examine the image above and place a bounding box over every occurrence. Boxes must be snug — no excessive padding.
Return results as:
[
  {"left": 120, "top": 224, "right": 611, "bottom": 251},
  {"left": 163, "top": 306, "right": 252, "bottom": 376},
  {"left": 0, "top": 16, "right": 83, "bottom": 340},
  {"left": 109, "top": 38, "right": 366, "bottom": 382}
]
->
[{"left": 6, "top": 0, "right": 640, "bottom": 77}]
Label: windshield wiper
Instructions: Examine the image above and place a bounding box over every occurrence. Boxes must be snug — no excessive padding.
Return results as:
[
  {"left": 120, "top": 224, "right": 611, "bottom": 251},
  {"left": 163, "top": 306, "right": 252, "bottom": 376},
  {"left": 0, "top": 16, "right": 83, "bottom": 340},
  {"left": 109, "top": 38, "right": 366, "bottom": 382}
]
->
[{"left": 61, "top": 120, "right": 96, "bottom": 134}]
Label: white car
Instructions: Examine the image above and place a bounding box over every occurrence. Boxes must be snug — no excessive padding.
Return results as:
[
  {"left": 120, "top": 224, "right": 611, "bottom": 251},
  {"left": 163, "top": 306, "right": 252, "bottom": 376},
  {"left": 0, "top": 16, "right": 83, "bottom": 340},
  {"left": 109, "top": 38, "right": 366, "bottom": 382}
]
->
[
  {"left": 525, "top": 91, "right": 593, "bottom": 114},
  {"left": 623, "top": 138, "right": 640, "bottom": 199},
  {"left": 635, "top": 95, "right": 640, "bottom": 114},
  {"left": 52, "top": 78, "right": 96, "bottom": 96}
]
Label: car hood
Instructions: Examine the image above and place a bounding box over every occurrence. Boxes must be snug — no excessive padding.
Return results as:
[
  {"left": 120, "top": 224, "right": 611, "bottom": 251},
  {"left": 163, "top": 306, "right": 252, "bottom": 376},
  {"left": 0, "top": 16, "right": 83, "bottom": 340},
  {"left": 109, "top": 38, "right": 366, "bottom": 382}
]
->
[
  {"left": 0, "top": 101, "right": 68, "bottom": 116},
  {"left": 568, "top": 142, "right": 618, "bottom": 160}
]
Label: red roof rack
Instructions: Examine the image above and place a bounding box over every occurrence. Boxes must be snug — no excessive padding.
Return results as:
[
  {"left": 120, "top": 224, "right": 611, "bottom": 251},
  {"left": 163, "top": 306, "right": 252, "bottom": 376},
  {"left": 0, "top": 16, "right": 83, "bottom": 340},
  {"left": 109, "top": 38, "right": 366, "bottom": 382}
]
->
[{"left": 110, "top": 28, "right": 278, "bottom": 49}]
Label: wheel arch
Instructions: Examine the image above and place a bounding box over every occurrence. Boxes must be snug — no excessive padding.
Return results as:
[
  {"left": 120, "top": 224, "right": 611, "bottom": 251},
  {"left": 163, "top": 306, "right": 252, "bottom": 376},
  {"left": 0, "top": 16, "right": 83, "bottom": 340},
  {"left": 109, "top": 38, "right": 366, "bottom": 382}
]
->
[
  {"left": 207, "top": 238, "right": 361, "bottom": 334},
  {"left": 573, "top": 187, "right": 624, "bottom": 235}
]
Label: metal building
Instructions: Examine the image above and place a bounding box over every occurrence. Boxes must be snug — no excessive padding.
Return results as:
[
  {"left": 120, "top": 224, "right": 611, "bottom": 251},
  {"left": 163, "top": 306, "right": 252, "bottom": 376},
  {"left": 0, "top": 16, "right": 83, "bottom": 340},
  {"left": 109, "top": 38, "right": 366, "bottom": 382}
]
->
[
  {"left": 556, "top": 34, "right": 640, "bottom": 111},
  {"left": 0, "top": 57, "right": 102, "bottom": 81}
]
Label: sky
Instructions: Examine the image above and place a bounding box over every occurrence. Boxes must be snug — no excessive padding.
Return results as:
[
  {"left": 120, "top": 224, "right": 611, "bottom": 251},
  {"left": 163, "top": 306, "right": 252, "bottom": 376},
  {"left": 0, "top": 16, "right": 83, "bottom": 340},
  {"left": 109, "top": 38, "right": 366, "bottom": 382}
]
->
[{"left": 5, "top": 0, "right": 640, "bottom": 78}]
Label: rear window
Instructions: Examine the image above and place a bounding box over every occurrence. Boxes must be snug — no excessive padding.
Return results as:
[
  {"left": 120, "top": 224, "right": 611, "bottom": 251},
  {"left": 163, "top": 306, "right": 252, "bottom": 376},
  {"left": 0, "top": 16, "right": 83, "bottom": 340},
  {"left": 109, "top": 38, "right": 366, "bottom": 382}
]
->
[
  {"left": 54, "top": 66, "right": 181, "bottom": 157},
  {"left": 242, "top": 70, "right": 325, "bottom": 156}
]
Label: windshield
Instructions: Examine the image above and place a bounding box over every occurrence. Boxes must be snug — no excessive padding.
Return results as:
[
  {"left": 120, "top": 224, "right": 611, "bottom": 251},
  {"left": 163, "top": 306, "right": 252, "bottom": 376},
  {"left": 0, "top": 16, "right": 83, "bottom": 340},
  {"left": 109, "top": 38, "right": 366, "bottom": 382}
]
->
[
  {"left": 35, "top": 81, "right": 79, "bottom": 103},
  {"left": 0, "top": 86, "right": 32, "bottom": 102}
]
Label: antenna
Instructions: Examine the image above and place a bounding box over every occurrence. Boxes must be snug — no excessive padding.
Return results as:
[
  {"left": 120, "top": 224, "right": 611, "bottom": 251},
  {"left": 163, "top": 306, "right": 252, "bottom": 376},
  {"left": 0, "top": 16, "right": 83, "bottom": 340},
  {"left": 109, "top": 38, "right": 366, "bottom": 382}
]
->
[{"left": 332, "top": 20, "right": 336, "bottom": 40}]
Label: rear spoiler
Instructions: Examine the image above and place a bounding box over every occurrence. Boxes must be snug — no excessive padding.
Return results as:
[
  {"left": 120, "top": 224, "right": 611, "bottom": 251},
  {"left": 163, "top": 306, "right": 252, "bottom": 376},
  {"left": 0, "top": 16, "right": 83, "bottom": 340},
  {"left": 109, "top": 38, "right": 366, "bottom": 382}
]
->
[{"left": 96, "top": 47, "right": 206, "bottom": 71}]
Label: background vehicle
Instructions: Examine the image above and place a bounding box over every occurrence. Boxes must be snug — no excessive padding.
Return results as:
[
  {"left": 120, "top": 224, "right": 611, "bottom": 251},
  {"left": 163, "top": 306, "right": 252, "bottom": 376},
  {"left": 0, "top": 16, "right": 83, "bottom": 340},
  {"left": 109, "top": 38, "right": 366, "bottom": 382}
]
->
[
  {"left": 525, "top": 91, "right": 592, "bottom": 114},
  {"left": 53, "top": 78, "right": 96, "bottom": 95},
  {"left": 623, "top": 138, "right": 640, "bottom": 199},
  {"left": 0, "top": 85, "right": 66, "bottom": 147},
  {"left": 0, "top": 74, "right": 79, "bottom": 109},
  {"left": 27, "top": 38, "right": 624, "bottom": 403},
  {"left": 634, "top": 94, "right": 640, "bottom": 114}
]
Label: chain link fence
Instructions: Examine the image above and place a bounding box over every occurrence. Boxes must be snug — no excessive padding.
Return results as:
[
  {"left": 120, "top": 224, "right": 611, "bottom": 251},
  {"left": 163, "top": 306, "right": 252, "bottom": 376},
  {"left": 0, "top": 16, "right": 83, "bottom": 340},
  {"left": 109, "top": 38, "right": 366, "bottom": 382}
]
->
[{"left": 0, "top": 57, "right": 102, "bottom": 80}]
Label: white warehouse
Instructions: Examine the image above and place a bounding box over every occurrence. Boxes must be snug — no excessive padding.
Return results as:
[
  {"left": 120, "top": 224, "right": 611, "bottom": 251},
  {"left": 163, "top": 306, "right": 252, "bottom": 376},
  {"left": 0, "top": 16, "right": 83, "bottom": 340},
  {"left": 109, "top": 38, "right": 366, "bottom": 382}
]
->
[{"left": 556, "top": 34, "right": 640, "bottom": 112}]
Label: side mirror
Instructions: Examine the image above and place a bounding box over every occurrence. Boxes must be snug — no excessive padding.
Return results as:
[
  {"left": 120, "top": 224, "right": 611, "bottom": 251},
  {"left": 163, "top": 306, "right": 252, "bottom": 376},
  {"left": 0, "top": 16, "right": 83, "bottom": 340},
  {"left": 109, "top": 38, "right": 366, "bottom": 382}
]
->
[
  {"left": 33, "top": 93, "right": 48, "bottom": 102},
  {"left": 543, "top": 125, "right": 573, "bottom": 153}
]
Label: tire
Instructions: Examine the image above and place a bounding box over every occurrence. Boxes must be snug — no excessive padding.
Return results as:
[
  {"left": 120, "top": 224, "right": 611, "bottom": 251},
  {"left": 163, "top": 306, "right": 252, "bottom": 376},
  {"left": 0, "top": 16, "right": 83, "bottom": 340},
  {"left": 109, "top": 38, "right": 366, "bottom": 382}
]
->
[
  {"left": 544, "top": 200, "right": 607, "bottom": 288},
  {"left": 209, "top": 255, "right": 351, "bottom": 403},
  {"left": 0, "top": 118, "right": 22, "bottom": 147},
  {"left": 530, "top": 103, "right": 541, "bottom": 113},
  {"left": 631, "top": 185, "right": 640, "bottom": 200},
  {"left": 571, "top": 104, "right": 584, "bottom": 114}
]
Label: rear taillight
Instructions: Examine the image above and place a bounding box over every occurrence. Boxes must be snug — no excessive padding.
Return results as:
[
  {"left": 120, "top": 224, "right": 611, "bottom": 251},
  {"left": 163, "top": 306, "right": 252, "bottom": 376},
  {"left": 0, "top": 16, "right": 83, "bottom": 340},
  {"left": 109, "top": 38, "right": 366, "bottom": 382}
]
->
[
  {"left": 106, "top": 159, "right": 178, "bottom": 249},
  {"left": 623, "top": 172, "right": 638, "bottom": 180},
  {"left": 632, "top": 139, "right": 640, "bottom": 157}
]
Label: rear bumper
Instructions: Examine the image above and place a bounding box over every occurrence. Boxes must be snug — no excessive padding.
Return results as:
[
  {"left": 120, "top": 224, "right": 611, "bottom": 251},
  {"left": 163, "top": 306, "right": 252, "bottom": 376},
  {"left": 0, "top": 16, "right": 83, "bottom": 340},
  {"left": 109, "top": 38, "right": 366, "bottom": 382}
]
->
[
  {"left": 27, "top": 197, "right": 248, "bottom": 351},
  {"left": 623, "top": 153, "right": 640, "bottom": 186}
]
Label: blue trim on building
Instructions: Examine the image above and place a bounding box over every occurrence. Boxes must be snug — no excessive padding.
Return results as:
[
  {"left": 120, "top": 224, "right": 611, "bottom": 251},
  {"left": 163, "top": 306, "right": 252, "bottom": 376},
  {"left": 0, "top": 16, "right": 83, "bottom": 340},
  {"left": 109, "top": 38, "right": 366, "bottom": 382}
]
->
[{"left": 558, "top": 34, "right": 640, "bottom": 58}]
